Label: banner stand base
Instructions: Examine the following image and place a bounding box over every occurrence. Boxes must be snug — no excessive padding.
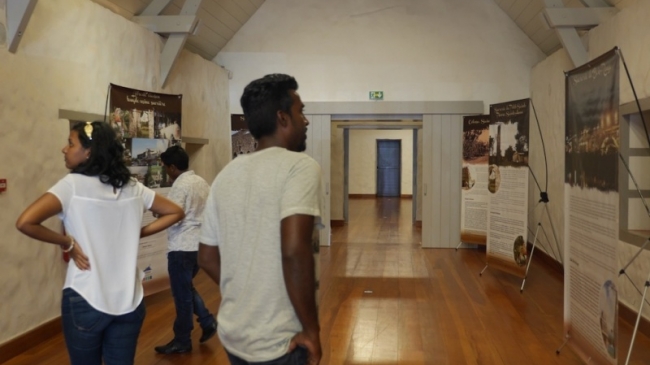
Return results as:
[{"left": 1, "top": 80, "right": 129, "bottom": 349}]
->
[
  {"left": 520, "top": 221, "right": 542, "bottom": 293},
  {"left": 556, "top": 333, "right": 570, "bottom": 355},
  {"left": 618, "top": 237, "right": 650, "bottom": 365}
]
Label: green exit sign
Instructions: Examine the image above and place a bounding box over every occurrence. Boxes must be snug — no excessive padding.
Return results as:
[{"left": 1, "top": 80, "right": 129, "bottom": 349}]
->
[{"left": 369, "top": 91, "right": 384, "bottom": 100}]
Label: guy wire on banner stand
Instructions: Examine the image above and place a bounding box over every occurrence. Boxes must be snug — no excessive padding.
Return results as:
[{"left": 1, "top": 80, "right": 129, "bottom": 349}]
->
[
  {"left": 555, "top": 47, "right": 650, "bottom": 365},
  {"left": 615, "top": 47, "right": 650, "bottom": 365},
  {"left": 477, "top": 99, "right": 564, "bottom": 294}
]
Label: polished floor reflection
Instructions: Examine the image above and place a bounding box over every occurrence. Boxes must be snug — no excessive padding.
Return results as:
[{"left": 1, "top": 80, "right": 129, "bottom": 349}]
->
[{"left": 5, "top": 198, "right": 650, "bottom": 364}]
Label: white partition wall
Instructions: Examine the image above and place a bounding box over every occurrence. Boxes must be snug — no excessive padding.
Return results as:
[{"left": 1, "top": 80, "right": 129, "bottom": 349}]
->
[
  {"left": 304, "top": 114, "right": 332, "bottom": 246},
  {"left": 422, "top": 115, "right": 463, "bottom": 248}
]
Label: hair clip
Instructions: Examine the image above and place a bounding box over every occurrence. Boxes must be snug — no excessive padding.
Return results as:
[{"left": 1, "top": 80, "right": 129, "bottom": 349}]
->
[{"left": 84, "top": 122, "right": 93, "bottom": 140}]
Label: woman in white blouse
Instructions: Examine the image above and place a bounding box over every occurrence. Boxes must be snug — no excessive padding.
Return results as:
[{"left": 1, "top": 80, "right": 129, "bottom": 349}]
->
[{"left": 16, "top": 121, "right": 184, "bottom": 365}]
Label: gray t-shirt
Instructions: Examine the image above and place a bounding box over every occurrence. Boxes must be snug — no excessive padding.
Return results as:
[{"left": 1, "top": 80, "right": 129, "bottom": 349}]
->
[{"left": 200, "top": 147, "right": 322, "bottom": 362}]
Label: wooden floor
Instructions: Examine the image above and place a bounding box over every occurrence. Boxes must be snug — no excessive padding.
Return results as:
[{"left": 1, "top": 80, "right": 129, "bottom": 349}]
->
[{"left": 5, "top": 198, "right": 650, "bottom": 364}]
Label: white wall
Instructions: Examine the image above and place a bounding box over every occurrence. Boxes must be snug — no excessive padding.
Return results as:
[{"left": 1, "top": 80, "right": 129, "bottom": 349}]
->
[
  {"left": 0, "top": 0, "right": 231, "bottom": 344},
  {"left": 216, "top": 0, "right": 545, "bottom": 115},
  {"left": 349, "top": 129, "right": 413, "bottom": 195},
  {"left": 529, "top": 0, "right": 650, "bottom": 320}
]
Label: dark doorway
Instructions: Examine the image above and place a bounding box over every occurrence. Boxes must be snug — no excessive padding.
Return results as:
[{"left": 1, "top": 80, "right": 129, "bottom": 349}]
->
[{"left": 376, "top": 139, "right": 401, "bottom": 197}]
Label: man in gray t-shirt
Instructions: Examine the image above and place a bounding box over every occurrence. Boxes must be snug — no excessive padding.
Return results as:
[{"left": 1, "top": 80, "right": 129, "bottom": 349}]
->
[{"left": 199, "top": 74, "right": 322, "bottom": 365}]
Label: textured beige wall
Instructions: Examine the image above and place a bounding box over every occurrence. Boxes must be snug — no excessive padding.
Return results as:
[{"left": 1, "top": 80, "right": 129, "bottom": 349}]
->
[
  {"left": 0, "top": 0, "right": 230, "bottom": 344},
  {"left": 349, "top": 129, "right": 413, "bottom": 195},
  {"left": 529, "top": 0, "right": 650, "bottom": 320}
]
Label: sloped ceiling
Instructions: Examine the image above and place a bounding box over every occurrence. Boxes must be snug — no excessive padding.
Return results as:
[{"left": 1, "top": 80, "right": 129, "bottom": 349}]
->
[
  {"left": 92, "top": 0, "right": 636, "bottom": 61},
  {"left": 493, "top": 0, "right": 634, "bottom": 56},
  {"left": 91, "top": 0, "right": 265, "bottom": 60}
]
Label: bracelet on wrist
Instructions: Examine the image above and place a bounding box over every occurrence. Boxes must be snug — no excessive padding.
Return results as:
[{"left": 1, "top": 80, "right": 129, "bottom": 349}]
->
[{"left": 62, "top": 237, "right": 75, "bottom": 253}]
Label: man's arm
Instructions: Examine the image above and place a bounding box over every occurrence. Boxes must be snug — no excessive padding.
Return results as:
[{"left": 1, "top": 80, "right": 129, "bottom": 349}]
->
[
  {"left": 281, "top": 214, "right": 321, "bottom": 365},
  {"left": 198, "top": 243, "right": 221, "bottom": 285}
]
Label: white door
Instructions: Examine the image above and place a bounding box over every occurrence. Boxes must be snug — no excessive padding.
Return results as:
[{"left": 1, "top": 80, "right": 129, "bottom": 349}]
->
[{"left": 304, "top": 115, "right": 331, "bottom": 246}]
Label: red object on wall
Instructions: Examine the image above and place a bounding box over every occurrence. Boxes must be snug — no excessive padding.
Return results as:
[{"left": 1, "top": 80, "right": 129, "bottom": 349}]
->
[{"left": 0, "top": 179, "right": 6, "bottom": 193}]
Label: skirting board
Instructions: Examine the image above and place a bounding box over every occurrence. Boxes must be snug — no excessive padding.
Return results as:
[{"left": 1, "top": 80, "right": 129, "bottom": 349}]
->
[
  {"left": 0, "top": 317, "right": 61, "bottom": 364},
  {"left": 348, "top": 194, "right": 413, "bottom": 199},
  {"left": 0, "top": 289, "right": 173, "bottom": 363},
  {"left": 331, "top": 218, "right": 418, "bottom": 227}
]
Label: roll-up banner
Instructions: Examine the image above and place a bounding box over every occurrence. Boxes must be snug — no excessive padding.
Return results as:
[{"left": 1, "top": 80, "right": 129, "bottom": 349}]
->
[
  {"left": 486, "top": 99, "right": 530, "bottom": 278},
  {"left": 461, "top": 115, "right": 490, "bottom": 245},
  {"left": 564, "top": 49, "right": 620, "bottom": 365},
  {"left": 110, "top": 84, "right": 183, "bottom": 295}
]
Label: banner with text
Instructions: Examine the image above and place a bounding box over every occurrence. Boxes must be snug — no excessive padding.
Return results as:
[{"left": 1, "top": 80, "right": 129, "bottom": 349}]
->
[
  {"left": 461, "top": 115, "right": 490, "bottom": 245},
  {"left": 110, "top": 84, "right": 183, "bottom": 295},
  {"left": 486, "top": 99, "right": 530, "bottom": 278},
  {"left": 564, "top": 49, "right": 619, "bottom": 365}
]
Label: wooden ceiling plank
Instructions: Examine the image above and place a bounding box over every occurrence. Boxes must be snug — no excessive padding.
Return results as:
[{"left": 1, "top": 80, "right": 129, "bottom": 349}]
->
[
  {"left": 232, "top": 0, "right": 257, "bottom": 17},
  {"left": 499, "top": 0, "right": 518, "bottom": 11},
  {"left": 92, "top": 0, "right": 146, "bottom": 15},
  {"left": 516, "top": 0, "right": 545, "bottom": 28},
  {"left": 190, "top": 24, "right": 228, "bottom": 48},
  {"left": 217, "top": 0, "right": 249, "bottom": 24},
  {"left": 139, "top": 0, "right": 174, "bottom": 15},
  {"left": 530, "top": 27, "right": 555, "bottom": 43},
  {"left": 203, "top": 1, "right": 242, "bottom": 33},
  {"left": 508, "top": 0, "right": 534, "bottom": 20},
  {"left": 522, "top": 13, "right": 545, "bottom": 35},
  {"left": 247, "top": 0, "right": 265, "bottom": 9},
  {"left": 539, "top": 33, "right": 563, "bottom": 52}
]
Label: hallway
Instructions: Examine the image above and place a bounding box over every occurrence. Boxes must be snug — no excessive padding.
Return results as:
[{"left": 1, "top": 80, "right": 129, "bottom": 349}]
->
[{"left": 5, "top": 198, "right": 650, "bottom": 364}]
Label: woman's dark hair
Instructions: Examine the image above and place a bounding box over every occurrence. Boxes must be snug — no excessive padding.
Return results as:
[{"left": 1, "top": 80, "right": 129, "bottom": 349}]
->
[
  {"left": 240, "top": 74, "right": 298, "bottom": 139},
  {"left": 160, "top": 145, "right": 189, "bottom": 171},
  {"left": 70, "top": 121, "right": 131, "bottom": 188}
]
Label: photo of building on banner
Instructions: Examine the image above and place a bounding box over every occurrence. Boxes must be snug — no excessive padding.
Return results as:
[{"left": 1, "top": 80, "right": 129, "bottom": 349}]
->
[
  {"left": 564, "top": 49, "right": 620, "bottom": 365},
  {"left": 460, "top": 115, "right": 490, "bottom": 245},
  {"left": 109, "top": 84, "right": 183, "bottom": 296},
  {"left": 486, "top": 99, "right": 530, "bottom": 278}
]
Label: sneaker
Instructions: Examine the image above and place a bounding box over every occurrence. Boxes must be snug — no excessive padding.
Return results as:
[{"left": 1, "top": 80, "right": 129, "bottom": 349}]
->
[
  {"left": 199, "top": 321, "right": 217, "bottom": 343},
  {"left": 154, "top": 340, "right": 192, "bottom": 354}
]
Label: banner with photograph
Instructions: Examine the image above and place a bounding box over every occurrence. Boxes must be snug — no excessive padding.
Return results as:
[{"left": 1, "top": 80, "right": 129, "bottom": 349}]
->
[
  {"left": 231, "top": 114, "right": 256, "bottom": 159},
  {"left": 486, "top": 99, "right": 530, "bottom": 278},
  {"left": 110, "top": 84, "right": 183, "bottom": 295},
  {"left": 564, "top": 49, "right": 619, "bottom": 365},
  {"left": 461, "top": 115, "right": 490, "bottom": 245}
]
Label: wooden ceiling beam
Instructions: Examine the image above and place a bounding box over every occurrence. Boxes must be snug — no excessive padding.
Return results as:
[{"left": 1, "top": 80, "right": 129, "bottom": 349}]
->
[
  {"left": 137, "top": 0, "right": 203, "bottom": 88},
  {"left": 6, "top": 0, "right": 38, "bottom": 53}
]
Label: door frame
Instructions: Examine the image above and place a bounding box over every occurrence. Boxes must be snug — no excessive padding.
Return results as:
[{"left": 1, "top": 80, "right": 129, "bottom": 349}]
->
[{"left": 304, "top": 101, "right": 484, "bottom": 248}]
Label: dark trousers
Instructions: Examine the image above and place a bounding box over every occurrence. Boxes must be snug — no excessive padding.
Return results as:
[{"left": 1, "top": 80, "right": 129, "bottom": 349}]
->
[
  {"left": 227, "top": 347, "right": 308, "bottom": 365},
  {"left": 61, "top": 288, "right": 145, "bottom": 365},
  {"left": 168, "top": 251, "right": 214, "bottom": 345}
]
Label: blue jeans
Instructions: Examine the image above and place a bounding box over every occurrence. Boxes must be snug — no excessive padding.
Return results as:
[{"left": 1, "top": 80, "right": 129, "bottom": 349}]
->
[
  {"left": 227, "top": 347, "right": 308, "bottom": 365},
  {"left": 168, "top": 251, "right": 214, "bottom": 345},
  {"left": 61, "top": 288, "right": 145, "bottom": 365}
]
